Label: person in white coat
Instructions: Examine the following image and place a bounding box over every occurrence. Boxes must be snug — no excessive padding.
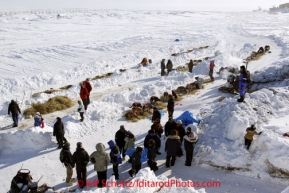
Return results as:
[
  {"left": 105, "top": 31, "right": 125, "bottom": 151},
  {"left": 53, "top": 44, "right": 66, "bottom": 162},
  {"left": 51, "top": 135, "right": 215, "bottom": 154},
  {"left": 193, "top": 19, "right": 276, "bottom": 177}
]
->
[{"left": 77, "top": 100, "right": 85, "bottom": 122}]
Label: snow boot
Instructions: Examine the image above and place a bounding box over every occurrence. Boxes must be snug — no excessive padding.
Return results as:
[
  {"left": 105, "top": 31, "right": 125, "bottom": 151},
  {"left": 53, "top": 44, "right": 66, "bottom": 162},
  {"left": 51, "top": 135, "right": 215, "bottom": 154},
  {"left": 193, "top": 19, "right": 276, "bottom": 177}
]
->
[{"left": 237, "top": 96, "right": 245, "bottom": 102}]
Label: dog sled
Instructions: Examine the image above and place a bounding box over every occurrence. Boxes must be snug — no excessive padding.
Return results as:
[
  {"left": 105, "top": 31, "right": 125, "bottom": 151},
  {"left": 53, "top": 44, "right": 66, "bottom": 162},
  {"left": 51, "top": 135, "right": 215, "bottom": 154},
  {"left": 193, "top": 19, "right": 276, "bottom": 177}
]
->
[{"left": 8, "top": 169, "right": 54, "bottom": 193}]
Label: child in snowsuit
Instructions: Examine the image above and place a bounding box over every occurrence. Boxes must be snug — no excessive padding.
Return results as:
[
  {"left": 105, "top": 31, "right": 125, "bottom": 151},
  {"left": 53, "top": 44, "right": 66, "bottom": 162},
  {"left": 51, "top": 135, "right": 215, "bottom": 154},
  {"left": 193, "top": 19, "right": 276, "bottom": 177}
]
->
[
  {"left": 108, "top": 140, "right": 122, "bottom": 180},
  {"left": 244, "top": 125, "right": 262, "bottom": 150}
]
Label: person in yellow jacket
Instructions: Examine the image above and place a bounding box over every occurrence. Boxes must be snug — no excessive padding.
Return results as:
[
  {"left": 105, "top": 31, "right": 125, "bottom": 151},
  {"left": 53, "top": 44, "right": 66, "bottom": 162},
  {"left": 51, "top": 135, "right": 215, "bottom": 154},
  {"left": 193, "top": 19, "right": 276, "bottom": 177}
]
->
[{"left": 244, "top": 125, "right": 262, "bottom": 150}]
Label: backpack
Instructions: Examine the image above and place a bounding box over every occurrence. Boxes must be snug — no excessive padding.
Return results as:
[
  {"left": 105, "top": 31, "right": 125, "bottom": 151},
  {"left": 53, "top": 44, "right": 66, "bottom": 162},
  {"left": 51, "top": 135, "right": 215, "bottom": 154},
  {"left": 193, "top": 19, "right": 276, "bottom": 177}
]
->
[{"left": 59, "top": 150, "right": 64, "bottom": 163}]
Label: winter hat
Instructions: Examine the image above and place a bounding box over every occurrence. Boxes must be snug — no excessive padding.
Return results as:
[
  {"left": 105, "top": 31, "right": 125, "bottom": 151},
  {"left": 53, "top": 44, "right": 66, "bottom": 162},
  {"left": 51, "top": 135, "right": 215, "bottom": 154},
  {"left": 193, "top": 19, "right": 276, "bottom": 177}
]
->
[
  {"left": 56, "top": 117, "right": 61, "bottom": 121},
  {"left": 149, "top": 129, "right": 155, "bottom": 134},
  {"left": 86, "top": 78, "right": 90, "bottom": 81},
  {"left": 120, "top": 125, "right": 125, "bottom": 130},
  {"left": 186, "top": 127, "right": 192, "bottom": 132},
  {"left": 77, "top": 142, "right": 82, "bottom": 149},
  {"left": 136, "top": 146, "right": 143, "bottom": 153},
  {"left": 176, "top": 120, "right": 182, "bottom": 125},
  {"left": 128, "top": 133, "right": 134, "bottom": 139},
  {"left": 251, "top": 124, "right": 256, "bottom": 130},
  {"left": 64, "top": 141, "right": 70, "bottom": 147},
  {"left": 108, "top": 140, "right": 116, "bottom": 149},
  {"left": 35, "top": 112, "right": 40, "bottom": 115}
]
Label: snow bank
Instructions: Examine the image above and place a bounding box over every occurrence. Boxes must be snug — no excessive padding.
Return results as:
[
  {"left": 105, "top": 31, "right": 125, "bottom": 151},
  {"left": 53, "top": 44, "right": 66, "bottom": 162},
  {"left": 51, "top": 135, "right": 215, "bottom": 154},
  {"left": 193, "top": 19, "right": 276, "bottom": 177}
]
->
[
  {"left": 0, "top": 126, "right": 54, "bottom": 155},
  {"left": 196, "top": 88, "right": 289, "bottom": 171},
  {"left": 73, "top": 167, "right": 205, "bottom": 193}
]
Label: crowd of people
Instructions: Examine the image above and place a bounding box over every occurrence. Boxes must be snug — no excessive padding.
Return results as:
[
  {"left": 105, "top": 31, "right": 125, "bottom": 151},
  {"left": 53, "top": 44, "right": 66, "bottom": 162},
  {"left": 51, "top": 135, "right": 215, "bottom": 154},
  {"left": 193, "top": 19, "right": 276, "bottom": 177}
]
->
[{"left": 57, "top": 120, "right": 199, "bottom": 189}]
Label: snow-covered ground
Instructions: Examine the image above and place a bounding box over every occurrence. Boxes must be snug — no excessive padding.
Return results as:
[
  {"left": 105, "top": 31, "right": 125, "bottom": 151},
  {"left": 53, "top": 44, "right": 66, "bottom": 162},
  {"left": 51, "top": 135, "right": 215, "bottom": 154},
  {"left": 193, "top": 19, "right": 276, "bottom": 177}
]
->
[{"left": 1, "top": 10, "right": 289, "bottom": 193}]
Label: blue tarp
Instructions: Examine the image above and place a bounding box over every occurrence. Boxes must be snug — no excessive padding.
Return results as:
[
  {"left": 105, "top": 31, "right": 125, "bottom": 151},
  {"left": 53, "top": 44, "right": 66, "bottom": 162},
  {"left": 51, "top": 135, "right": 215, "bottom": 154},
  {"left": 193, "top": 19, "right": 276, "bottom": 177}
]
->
[
  {"left": 125, "top": 148, "right": 149, "bottom": 162},
  {"left": 174, "top": 111, "right": 201, "bottom": 127}
]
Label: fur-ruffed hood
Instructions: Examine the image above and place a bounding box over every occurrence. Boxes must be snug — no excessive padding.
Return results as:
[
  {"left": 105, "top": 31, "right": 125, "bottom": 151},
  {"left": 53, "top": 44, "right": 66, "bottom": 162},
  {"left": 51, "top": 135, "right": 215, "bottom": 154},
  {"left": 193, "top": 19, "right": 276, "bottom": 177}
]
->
[{"left": 167, "top": 135, "right": 180, "bottom": 140}]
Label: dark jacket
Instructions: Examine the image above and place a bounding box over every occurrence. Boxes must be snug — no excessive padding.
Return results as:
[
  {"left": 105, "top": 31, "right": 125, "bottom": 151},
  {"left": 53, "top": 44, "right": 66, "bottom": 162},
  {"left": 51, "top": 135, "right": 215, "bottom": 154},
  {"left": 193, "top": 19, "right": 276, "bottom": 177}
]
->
[
  {"left": 161, "top": 60, "right": 165, "bottom": 70},
  {"left": 165, "top": 121, "right": 177, "bottom": 136},
  {"left": 167, "top": 98, "right": 174, "bottom": 111},
  {"left": 72, "top": 148, "right": 89, "bottom": 168},
  {"left": 60, "top": 146, "right": 74, "bottom": 167},
  {"left": 8, "top": 101, "right": 21, "bottom": 116},
  {"left": 131, "top": 150, "right": 141, "bottom": 169},
  {"left": 147, "top": 142, "right": 157, "bottom": 161},
  {"left": 53, "top": 120, "right": 64, "bottom": 136},
  {"left": 152, "top": 110, "right": 161, "bottom": 122},
  {"left": 144, "top": 134, "right": 161, "bottom": 148},
  {"left": 115, "top": 129, "right": 127, "bottom": 148},
  {"left": 165, "top": 135, "right": 181, "bottom": 156},
  {"left": 188, "top": 61, "right": 194, "bottom": 71},
  {"left": 176, "top": 125, "right": 186, "bottom": 143},
  {"left": 184, "top": 132, "right": 199, "bottom": 151}
]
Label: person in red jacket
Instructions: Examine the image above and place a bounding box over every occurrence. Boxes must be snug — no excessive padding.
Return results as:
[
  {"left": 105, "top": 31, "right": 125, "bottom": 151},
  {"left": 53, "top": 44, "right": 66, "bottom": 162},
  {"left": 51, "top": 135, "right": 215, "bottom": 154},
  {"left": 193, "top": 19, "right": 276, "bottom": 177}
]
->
[
  {"left": 209, "top": 60, "right": 215, "bottom": 81},
  {"left": 83, "top": 78, "right": 92, "bottom": 105},
  {"left": 79, "top": 82, "right": 89, "bottom": 110}
]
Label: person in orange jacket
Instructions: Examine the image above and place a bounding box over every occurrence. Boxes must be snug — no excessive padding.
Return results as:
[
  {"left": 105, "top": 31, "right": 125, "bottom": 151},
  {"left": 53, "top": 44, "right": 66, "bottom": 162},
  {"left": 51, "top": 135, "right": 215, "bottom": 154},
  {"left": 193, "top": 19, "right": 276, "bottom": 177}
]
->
[
  {"left": 79, "top": 82, "right": 89, "bottom": 110},
  {"left": 244, "top": 125, "right": 262, "bottom": 150}
]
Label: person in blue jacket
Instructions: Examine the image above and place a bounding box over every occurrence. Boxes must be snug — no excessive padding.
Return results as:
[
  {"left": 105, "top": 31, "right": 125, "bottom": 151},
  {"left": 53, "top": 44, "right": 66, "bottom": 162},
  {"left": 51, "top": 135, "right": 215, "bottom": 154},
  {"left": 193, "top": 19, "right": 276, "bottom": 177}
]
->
[
  {"left": 34, "top": 112, "right": 42, "bottom": 126},
  {"left": 108, "top": 140, "right": 122, "bottom": 180},
  {"left": 238, "top": 65, "right": 248, "bottom": 102}
]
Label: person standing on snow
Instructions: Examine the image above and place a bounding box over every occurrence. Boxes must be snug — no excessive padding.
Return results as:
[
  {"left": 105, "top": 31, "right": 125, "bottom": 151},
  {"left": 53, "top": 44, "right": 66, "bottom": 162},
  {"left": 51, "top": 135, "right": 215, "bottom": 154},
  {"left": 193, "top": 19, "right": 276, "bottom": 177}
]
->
[
  {"left": 188, "top": 60, "right": 194, "bottom": 73},
  {"left": 152, "top": 107, "right": 161, "bottom": 123},
  {"left": 72, "top": 142, "right": 89, "bottom": 189},
  {"left": 124, "top": 132, "right": 136, "bottom": 162},
  {"left": 60, "top": 142, "right": 74, "bottom": 186},
  {"left": 34, "top": 112, "right": 42, "bottom": 127},
  {"left": 115, "top": 125, "right": 127, "bottom": 160},
  {"left": 108, "top": 140, "right": 122, "bottom": 180},
  {"left": 8, "top": 100, "right": 21, "bottom": 127},
  {"left": 167, "top": 94, "right": 175, "bottom": 119},
  {"left": 77, "top": 100, "right": 85, "bottom": 122},
  {"left": 165, "top": 117, "right": 177, "bottom": 137},
  {"left": 161, "top": 59, "right": 166, "bottom": 76},
  {"left": 79, "top": 82, "right": 89, "bottom": 110},
  {"left": 53, "top": 117, "right": 66, "bottom": 149},
  {"left": 90, "top": 143, "right": 110, "bottom": 188},
  {"left": 244, "top": 125, "right": 262, "bottom": 150},
  {"left": 238, "top": 65, "right": 248, "bottom": 102},
  {"left": 166, "top": 59, "right": 173, "bottom": 74},
  {"left": 128, "top": 146, "right": 143, "bottom": 177},
  {"left": 83, "top": 78, "right": 92, "bottom": 105},
  {"left": 209, "top": 60, "right": 215, "bottom": 81},
  {"left": 144, "top": 130, "right": 161, "bottom": 155},
  {"left": 165, "top": 130, "right": 181, "bottom": 168},
  {"left": 184, "top": 127, "right": 198, "bottom": 166}
]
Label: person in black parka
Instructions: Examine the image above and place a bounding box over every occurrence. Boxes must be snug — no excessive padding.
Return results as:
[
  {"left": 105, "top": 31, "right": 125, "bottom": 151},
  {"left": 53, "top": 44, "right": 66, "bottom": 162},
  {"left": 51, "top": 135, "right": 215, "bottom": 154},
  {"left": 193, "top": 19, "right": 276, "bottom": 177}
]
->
[
  {"left": 165, "top": 130, "right": 181, "bottom": 168},
  {"left": 8, "top": 100, "right": 21, "bottom": 127},
  {"left": 161, "top": 59, "right": 166, "bottom": 76},
  {"left": 147, "top": 139, "right": 158, "bottom": 171},
  {"left": 152, "top": 107, "right": 161, "bottom": 123},
  {"left": 144, "top": 130, "right": 161, "bottom": 151},
  {"left": 188, "top": 60, "right": 194, "bottom": 73},
  {"left": 72, "top": 142, "right": 89, "bottom": 188},
  {"left": 164, "top": 118, "right": 177, "bottom": 137},
  {"left": 60, "top": 142, "right": 75, "bottom": 185},
  {"left": 115, "top": 125, "right": 127, "bottom": 159},
  {"left": 53, "top": 117, "right": 65, "bottom": 149}
]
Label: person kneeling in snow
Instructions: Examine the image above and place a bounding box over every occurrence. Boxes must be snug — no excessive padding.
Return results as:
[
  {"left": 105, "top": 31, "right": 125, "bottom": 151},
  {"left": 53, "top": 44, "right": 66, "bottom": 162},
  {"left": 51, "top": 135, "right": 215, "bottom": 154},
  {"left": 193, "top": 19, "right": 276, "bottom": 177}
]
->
[
  {"left": 195, "top": 77, "right": 204, "bottom": 89},
  {"left": 108, "top": 140, "right": 122, "bottom": 180},
  {"left": 244, "top": 125, "right": 262, "bottom": 150},
  {"left": 184, "top": 127, "right": 198, "bottom": 166}
]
